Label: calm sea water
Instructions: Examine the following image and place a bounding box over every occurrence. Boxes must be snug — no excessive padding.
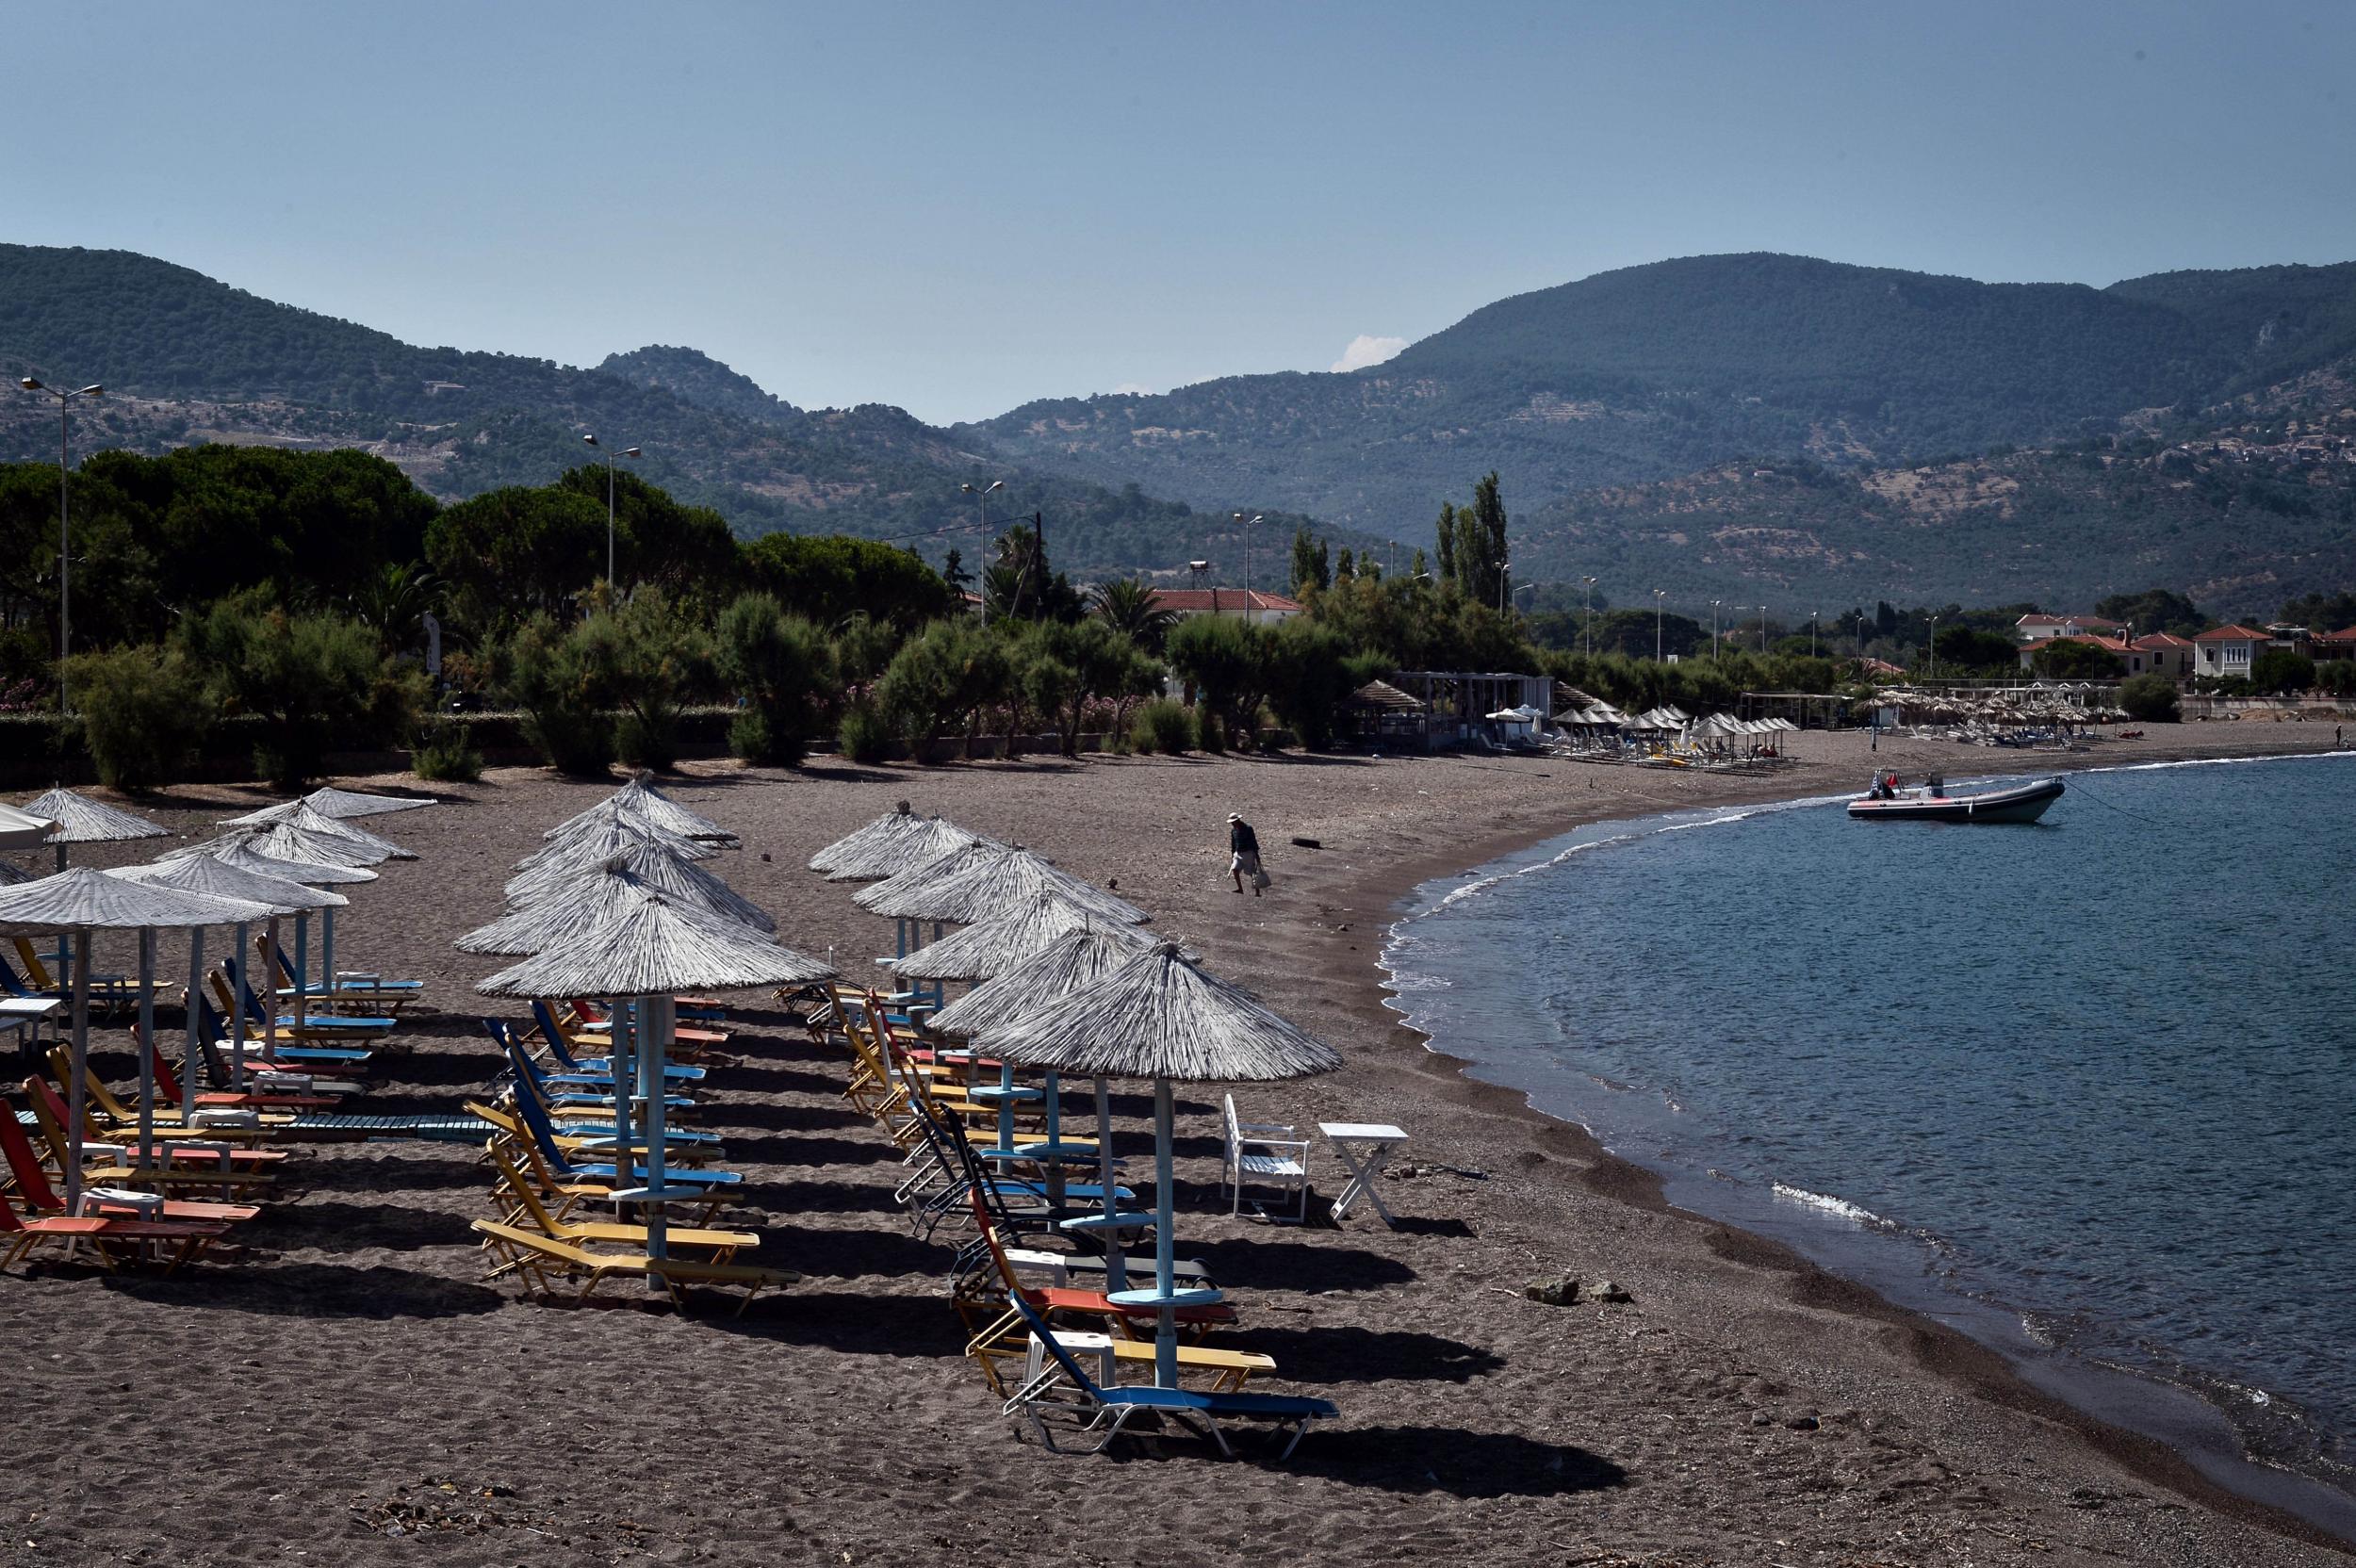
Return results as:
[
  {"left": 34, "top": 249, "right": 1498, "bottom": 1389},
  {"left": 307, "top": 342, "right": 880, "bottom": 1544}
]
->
[{"left": 1383, "top": 753, "right": 2356, "bottom": 1511}]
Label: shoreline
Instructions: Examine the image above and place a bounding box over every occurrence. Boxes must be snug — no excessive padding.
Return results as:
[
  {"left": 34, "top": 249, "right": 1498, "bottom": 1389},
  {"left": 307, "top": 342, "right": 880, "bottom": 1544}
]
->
[
  {"left": 8, "top": 723, "right": 2355, "bottom": 1565},
  {"left": 1355, "top": 746, "right": 2356, "bottom": 1544}
]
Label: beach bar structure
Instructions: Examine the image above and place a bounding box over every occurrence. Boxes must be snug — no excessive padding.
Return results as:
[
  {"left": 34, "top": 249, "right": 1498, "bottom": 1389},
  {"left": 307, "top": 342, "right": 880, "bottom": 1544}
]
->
[{"left": 1384, "top": 671, "right": 1554, "bottom": 749}]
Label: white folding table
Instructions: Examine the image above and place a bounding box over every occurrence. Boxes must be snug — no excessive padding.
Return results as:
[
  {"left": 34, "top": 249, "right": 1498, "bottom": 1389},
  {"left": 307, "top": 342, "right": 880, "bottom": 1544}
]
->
[{"left": 1317, "top": 1121, "right": 1409, "bottom": 1226}]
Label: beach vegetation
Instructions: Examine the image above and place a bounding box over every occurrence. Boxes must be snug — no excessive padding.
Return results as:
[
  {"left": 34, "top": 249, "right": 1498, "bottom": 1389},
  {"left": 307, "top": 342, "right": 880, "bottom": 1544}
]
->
[
  {"left": 1262, "top": 619, "right": 1359, "bottom": 748},
  {"left": 495, "top": 612, "right": 614, "bottom": 775},
  {"left": 2118, "top": 672, "right": 2182, "bottom": 722},
  {"left": 741, "top": 532, "right": 956, "bottom": 629},
  {"left": 2030, "top": 639, "right": 2124, "bottom": 678},
  {"left": 60, "top": 644, "right": 213, "bottom": 790},
  {"left": 175, "top": 591, "right": 420, "bottom": 788},
  {"left": 570, "top": 589, "right": 714, "bottom": 771},
  {"left": 1088, "top": 578, "right": 1178, "bottom": 655},
  {"left": 984, "top": 521, "right": 1085, "bottom": 625},
  {"left": 1166, "top": 614, "right": 1273, "bottom": 751},
  {"left": 873, "top": 619, "right": 1010, "bottom": 762},
  {"left": 2250, "top": 647, "right": 2316, "bottom": 695},
  {"left": 1131, "top": 698, "right": 1193, "bottom": 755},
  {"left": 1017, "top": 619, "right": 1160, "bottom": 759},
  {"left": 716, "top": 594, "right": 835, "bottom": 767},
  {"left": 408, "top": 716, "right": 483, "bottom": 782},
  {"left": 2098, "top": 587, "right": 2205, "bottom": 638},
  {"left": 836, "top": 698, "right": 892, "bottom": 763}
]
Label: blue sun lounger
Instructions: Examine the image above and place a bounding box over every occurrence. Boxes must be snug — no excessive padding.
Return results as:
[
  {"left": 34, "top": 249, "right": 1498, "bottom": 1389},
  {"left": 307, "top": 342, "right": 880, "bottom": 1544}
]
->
[
  {"left": 1000, "top": 1291, "right": 1336, "bottom": 1459},
  {"left": 530, "top": 1001, "right": 706, "bottom": 1083},
  {"left": 193, "top": 994, "right": 376, "bottom": 1068},
  {"left": 509, "top": 1085, "right": 742, "bottom": 1190},
  {"left": 223, "top": 957, "right": 396, "bottom": 1036}
]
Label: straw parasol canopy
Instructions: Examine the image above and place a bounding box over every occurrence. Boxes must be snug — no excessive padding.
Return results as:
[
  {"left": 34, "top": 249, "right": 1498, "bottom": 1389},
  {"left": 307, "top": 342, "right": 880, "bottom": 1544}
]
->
[
  {"left": 22, "top": 788, "right": 167, "bottom": 846},
  {"left": 855, "top": 841, "right": 1147, "bottom": 927},
  {"left": 506, "top": 815, "right": 720, "bottom": 905},
  {"left": 540, "top": 776, "right": 735, "bottom": 848},
  {"left": 0, "top": 859, "right": 34, "bottom": 886},
  {"left": 0, "top": 803, "right": 57, "bottom": 853},
  {"left": 975, "top": 939, "right": 1340, "bottom": 1084},
  {"left": 0, "top": 866, "right": 272, "bottom": 936},
  {"left": 523, "top": 798, "right": 720, "bottom": 866},
  {"left": 109, "top": 854, "right": 349, "bottom": 916},
  {"left": 175, "top": 836, "right": 382, "bottom": 887},
  {"left": 890, "top": 890, "right": 1150, "bottom": 984},
  {"left": 199, "top": 817, "right": 393, "bottom": 870},
  {"left": 458, "top": 853, "right": 774, "bottom": 955},
  {"left": 810, "top": 802, "right": 979, "bottom": 881},
  {"left": 272, "top": 803, "right": 417, "bottom": 861},
  {"left": 222, "top": 786, "right": 437, "bottom": 825},
  {"left": 475, "top": 886, "right": 831, "bottom": 1000},
  {"left": 926, "top": 925, "right": 1157, "bottom": 1040}
]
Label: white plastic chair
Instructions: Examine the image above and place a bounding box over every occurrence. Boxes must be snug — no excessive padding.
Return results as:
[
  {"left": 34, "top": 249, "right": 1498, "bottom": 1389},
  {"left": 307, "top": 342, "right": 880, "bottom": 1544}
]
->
[{"left": 1222, "top": 1092, "right": 1311, "bottom": 1223}]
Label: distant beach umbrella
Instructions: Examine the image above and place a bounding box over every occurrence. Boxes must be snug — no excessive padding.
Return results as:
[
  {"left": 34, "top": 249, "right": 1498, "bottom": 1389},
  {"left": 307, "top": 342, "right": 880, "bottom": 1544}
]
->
[
  {"left": 925, "top": 925, "right": 1157, "bottom": 1042},
  {"left": 855, "top": 841, "right": 1147, "bottom": 927},
  {"left": 177, "top": 837, "right": 381, "bottom": 887},
  {"left": 458, "top": 851, "right": 774, "bottom": 955},
  {"left": 22, "top": 788, "right": 168, "bottom": 848},
  {"left": 539, "top": 776, "right": 735, "bottom": 848},
  {"left": 810, "top": 802, "right": 980, "bottom": 882},
  {"left": 0, "top": 867, "right": 275, "bottom": 1207},
  {"left": 974, "top": 939, "right": 1339, "bottom": 1387},
  {"left": 0, "top": 803, "right": 57, "bottom": 854},
  {"left": 221, "top": 786, "right": 437, "bottom": 827},
  {"left": 890, "top": 890, "right": 1151, "bottom": 985},
  {"left": 476, "top": 886, "right": 829, "bottom": 1274},
  {"left": 507, "top": 814, "right": 719, "bottom": 904}
]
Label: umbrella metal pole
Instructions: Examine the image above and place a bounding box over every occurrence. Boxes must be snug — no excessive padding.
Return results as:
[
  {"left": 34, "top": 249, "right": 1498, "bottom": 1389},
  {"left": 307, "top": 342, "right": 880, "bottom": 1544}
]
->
[
  {"left": 1094, "top": 1075, "right": 1125, "bottom": 1293},
  {"left": 642, "top": 992, "right": 672, "bottom": 1277},
  {"left": 1042, "top": 1070, "right": 1066, "bottom": 1211},
  {"left": 51, "top": 841, "right": 66, "bottom": 985},
  {"left": 231, "top": 922, "right": 250, "bottom": 1090},
  {"left": 1153, "top": 1076, "right": 1178, "bottom": 1389},
  {"left": 262, "top": 916, "right": 281, "bottom": 1070},
  {"left": 135, "top": 929, "right": 155, "bottom": 1172},
  {"left": 293, "top": 911, "right": 308, "bottom": 1001},
  {"left": 610, "top": 999, "right": 633, "bottom": 1159},
  {"left": 320, "top": 906, "right": 335, "bottom": 1004},
  {"left": 182, "top": 930, "right": 203, "bottom": 1120},
  {"left": 64, "top": 931, "right": 89, "bottom": 1212}
]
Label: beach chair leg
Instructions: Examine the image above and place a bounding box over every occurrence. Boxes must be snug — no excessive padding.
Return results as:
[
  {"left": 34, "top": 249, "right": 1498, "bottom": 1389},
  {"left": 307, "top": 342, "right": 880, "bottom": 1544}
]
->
[{"left": 1274, "top": 1416, "right": 1311, "bottom": 1462}]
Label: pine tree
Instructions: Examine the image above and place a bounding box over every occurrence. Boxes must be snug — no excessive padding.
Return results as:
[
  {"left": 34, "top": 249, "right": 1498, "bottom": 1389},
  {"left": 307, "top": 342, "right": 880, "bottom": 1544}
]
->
[
  {"left": 1434, "top": 503, "right": 1457, "bottom": 583},
  {"left": 1472, "top": 472, "right": 1508, "bottom": 604},
  {"left": 1336, "top": 547, "right": 1354, "bottom": 580}
]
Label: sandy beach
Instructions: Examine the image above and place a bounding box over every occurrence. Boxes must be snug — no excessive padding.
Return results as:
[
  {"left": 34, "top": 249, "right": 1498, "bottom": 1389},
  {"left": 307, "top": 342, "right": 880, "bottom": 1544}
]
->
[{"left": 5, "top": 722, "right": 2350, "bottom": 1568}]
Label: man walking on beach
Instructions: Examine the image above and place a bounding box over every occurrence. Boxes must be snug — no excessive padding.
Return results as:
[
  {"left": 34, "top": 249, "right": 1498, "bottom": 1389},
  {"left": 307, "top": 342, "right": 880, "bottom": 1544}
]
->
[{"left": 1228, "top": 811, "right": 1265, "bottom": 896}]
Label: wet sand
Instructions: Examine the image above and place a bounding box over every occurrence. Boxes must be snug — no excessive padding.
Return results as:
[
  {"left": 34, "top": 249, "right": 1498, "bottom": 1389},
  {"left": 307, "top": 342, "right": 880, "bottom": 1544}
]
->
[{"left": 3, "top": 722, "right": 2350, "bottom": 1567}]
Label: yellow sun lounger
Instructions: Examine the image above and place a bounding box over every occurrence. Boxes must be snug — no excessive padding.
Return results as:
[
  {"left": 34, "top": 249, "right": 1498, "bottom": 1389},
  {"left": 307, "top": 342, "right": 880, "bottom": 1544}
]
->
[
  {"left": 484, "top": 1146, "right": 759, "bottom": 1265},
  {"left": 470, "top": 1220, "right": 799, "bottom": 1315}
]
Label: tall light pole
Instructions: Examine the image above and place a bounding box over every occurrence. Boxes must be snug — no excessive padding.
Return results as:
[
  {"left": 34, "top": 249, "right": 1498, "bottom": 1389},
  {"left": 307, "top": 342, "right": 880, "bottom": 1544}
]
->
[
  {"left": 1710, "top": 597, "right": 1723, "bottom": 659},
  {"left": 962, "top": 480, "right": 1004, "bottom": 588},
  {"left": 1512, "top": 581, "right": 1537, "bottom": 618},
  {"left": 1233, "top": 513, "right": 1263, "bottom": 619},
  {"left": 1581, "top": 577, "right": 1597, "bottom": 659},
  {"left": 1653, "top": 588, "right": 1666, "bottom": 662},
  {"left": 1758, "top": 603, "right": 1769, "bottom": 654},
  {"left": 1927, "top": 612, "right": 1941, "bottom": 681},
  {"left": 19, "top": 378, "right": 102, "bottom": 714},
  {"left": 581, "top": 433, "right": 640, "bottom": 591},
  {"left": 1810, "top": 609, "right": 1820, "bottom": 659}
]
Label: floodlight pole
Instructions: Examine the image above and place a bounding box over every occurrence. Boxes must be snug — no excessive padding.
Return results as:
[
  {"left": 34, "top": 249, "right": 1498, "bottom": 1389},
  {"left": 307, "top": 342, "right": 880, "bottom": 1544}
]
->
[
  {"left": 19, "top": 378, "right": 102, "bottom": 713},
  {"left": 962, "top": 481, "right": 1004, "bottom": 612},
  {"left": 1653, "top": 589, "right": 1665, "bottom": 662},
  {"left": 1581, "top": 577, "right": 1596, "bottom": 659},
  {"left": 582, "top": 434, "right": 641, "bottom": 593}
]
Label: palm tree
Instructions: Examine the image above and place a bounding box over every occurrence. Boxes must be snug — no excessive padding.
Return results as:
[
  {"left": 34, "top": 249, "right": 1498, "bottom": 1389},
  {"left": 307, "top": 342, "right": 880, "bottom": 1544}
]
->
[
  {"left": 1089, "top": 578, "right": 1178, "bottom": 655},
  {"left": 345, "top": 562, "right": 440, "bottom": 653}
]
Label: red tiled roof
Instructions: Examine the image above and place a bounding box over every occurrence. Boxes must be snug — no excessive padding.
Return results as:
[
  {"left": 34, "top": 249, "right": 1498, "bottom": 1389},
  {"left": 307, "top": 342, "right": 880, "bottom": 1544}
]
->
[
  {"left": 1147, "top": 589, "right": 1304, "bottom": 613},
  {"left": 2021, "top": 634, "right": 2131, "bottom": 653},
  {"left": 2191, "top": 625, "right": 2269, "bottom": 642},
  {"left": 2132, "top": 633, "right": 2194, "bottom": 648},
  {"left": 2016, "top": 612, "right": 2124, "bottom": 629},
  {"left": 2315, "top": 627, "right": 2356, "bottom": 643}
]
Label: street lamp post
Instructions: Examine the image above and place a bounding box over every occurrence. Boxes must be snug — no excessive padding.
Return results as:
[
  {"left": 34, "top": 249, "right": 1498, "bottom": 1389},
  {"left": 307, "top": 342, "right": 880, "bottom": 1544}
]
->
[
  {"left": 581, "top": 433, "right": 640, "bottom": 591},
  {"left": 1927, "top": 613, "right": 1941, "bottom": 681},
  {"left": 1653, "top": 588, "right": 1666, "bottom": 662},
  {"left": 1710, "top": 598, "right": 1723, "bottom": 659},
  {"left": 1233, "top": 513, "right": 1263, "bottom": 619},
  {"left": 1581, "top": 577, "right": 1597, "bottom": 659},
  {"left": 1758, "top": 603, "right": 1769, "bottom": 654},
  {"left": 1810, "top": 610, "right": 1819, "bottom": 660},
  {"left": 963, "top": 480, "right": 1004, "bottom": 592},
  {"left": 19, "top": 378, "right": 102, "bottom": 714}
]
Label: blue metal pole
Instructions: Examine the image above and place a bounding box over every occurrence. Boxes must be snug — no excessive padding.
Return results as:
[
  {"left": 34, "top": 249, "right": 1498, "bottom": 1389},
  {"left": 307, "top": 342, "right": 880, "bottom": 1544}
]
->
[{"left": 1153, "top": 1076, "right": 1177, "bottom": 1388}]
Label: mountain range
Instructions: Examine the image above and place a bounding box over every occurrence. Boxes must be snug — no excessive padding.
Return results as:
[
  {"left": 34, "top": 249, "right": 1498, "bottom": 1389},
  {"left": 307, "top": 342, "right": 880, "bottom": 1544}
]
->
[{"left": 5, "top": 244, "right": 2354, "bottom": 612}]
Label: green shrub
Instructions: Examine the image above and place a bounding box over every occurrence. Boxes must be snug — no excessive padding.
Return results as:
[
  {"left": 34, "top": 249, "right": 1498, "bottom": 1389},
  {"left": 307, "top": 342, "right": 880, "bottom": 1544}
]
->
[
  {"left": 1133, "top": 698, "right": 1192, "bottom": 755},
  {"left": 717, "top": 595, "right": 835, "bottom": 767},
  {"left": 2119, "top": 672, "right": 2182, "bottom": 723},
  {"left": 409, "top": 717, "right": 483, "bottom": 782},
  {"left": 838, "top": 700, "right": 892, "bottom": 764},
  {"left": 175, "top": 590, "right": 420, "bottom": 789},
  {"left": 63, "top": 645, "right": 213, "bottom": 789},
  {"left": 572, "top": 589, "right": 714, "bottom": 773},
  {"left": 1195, "top": 703, "right": 1226, "bottom": 754},
  {"left": 1167, "top": 614, "right": 1271, "bottom": 748},
  {"left": 873, "top": 620, "right": 1010, "bottom": 763},
  {"left": 496, "top": 612, "right": 613, "bottom": 775}
]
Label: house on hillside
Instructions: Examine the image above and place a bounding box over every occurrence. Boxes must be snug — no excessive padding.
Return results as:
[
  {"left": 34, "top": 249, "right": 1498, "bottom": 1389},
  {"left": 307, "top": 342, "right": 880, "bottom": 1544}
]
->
[
  {"left": 2191, "top": 625, "right": 2269, "bottom": 679},
  {"left": 2309, "top": 627, "right": 2356, "bottom": 662},
  {"left": 2015, "top": 612, "right": 2126, "bottom": 645},
  {"left": 2131, "top": 632, "right": 2195, "bottom": 680},
  {"left": 1147, "top": 588, "right": 1303, "bottom": 628}
]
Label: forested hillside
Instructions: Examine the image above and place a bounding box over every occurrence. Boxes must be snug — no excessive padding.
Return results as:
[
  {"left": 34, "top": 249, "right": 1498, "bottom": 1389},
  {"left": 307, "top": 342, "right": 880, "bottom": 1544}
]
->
[
  {"left": 0, "top": 245, "right": 1366, "bottom": 577},
  {"left": 970, "top": 253, "right": 2356, "bottom": 540}
]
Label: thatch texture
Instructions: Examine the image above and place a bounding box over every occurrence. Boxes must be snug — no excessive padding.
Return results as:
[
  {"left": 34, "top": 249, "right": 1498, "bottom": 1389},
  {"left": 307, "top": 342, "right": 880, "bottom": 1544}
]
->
[
  {"left": 522, "top": 802, "right": 718, "bottom": 870},
  {"left": 475, "top": 888, "right": 832, "bottom": 999},
  {"left": 110, "top": 854, "right": 348, "bottom": 916},
  {"left": 0, "top": 866, "right": 276, "bottom": 936},
  {"left": 193, "top": 819, "right": 391, "bottom": 871},
  {"left": 890, "top": 890, "right": 1148, "bottom": 983},
  {"left": 221, "top": 787, "right": 435, "bottom": 827},
  {"left": 279, "top": 804, "right": 418, "bottom": 861},
  {"left": 810, "top": 804, "right": 978, "bottom": 881},
  {"left": 0, "top": 859, "right": 35, "bottom": 887},
  {"left": 22, "top": 789, "right": 167, "bottom": 844},
  {"left": 972, "top": 939, "right": 1341, "bottom": 1083},
  {"left": 506, "top": 816, "right": 719, "bottom": 904},
  {"left": 176, "top": 838, "right": 382, "bottom": 887},
  {"left": 544, "top": 776, "right": 734, "bottom": 846},
  {"left": 926, "top": 927, "right": 1155, "bottom": 1040},
  {"left": 854, "top": 841, "right": 1147, "bottom": 926},
  {"left": 458, "top": 853, "right": 771, "bottom": 955}
]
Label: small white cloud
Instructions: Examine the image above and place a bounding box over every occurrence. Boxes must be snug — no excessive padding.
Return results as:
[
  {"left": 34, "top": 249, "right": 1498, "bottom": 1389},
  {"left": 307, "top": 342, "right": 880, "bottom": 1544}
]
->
[
  {"left": 1108, "top": 382, "right": 1156, "bottom": 397},
  {"left": 1331, "top": 334, "right": 1407, "bottom": 373}
]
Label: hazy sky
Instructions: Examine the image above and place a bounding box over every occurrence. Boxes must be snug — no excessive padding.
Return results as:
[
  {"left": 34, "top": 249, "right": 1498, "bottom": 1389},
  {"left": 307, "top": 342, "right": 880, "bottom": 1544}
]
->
[{"left": 8, "top": 2, "right": 2353, "bottom": 424}]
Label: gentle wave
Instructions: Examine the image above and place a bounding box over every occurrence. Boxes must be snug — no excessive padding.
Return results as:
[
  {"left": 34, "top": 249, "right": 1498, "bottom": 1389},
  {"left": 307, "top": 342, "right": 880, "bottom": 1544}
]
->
[{"left": 1772, "top": 1183, "right": 1893, "bottom": 1229}]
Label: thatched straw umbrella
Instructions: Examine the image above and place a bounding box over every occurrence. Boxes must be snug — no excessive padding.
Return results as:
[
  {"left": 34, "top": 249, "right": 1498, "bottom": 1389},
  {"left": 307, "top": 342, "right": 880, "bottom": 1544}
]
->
[
  {"left": 457, "top": 851, "right": 774, "bottom": 956},
  {"left": 809, "top": 802, "right": 978, "bottom": 882},
  {"left": 222, "top": 787, "right": 435, "bottom": 825},
  {"left": 0, "top": 868, "right": 272, "bottom": 1207},
  {"left": 888, "top": 890, "right": 1147, "bottom": 985},
  {"left": 208, "top": 811, "right": 410, "bottom": 1008},
  {"left": 856, "top": 841, "right": 1147, "bottom": 927},
  {"left": 168, "top": 838, "right": 382, "bottom": 1070},
  {"left": 974, "top": 939, "right": 1341, "bottom": 1386},
  {"left": 109, "top": 856, "right": 347, "bottom": 1108},
  {"left": 21, "top": 788, "right": 168, "bottom": 980},
  {"left": 542, "top": 776, "right": 735, "bottom": 849},
  {"left": 0, "top": 860, "right": 33, "bottom": 887},
  {"left": 506, "top": 814, "right": 719, "bottom": 905},
  {"left": 0, "top": 801, "right": 57, "bottom": 854},
  {"left": 477, "top": 889, "right": 831, "bottom": 1270}
]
